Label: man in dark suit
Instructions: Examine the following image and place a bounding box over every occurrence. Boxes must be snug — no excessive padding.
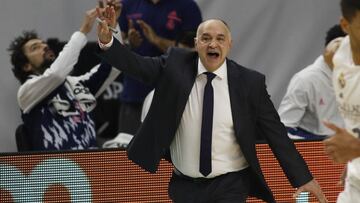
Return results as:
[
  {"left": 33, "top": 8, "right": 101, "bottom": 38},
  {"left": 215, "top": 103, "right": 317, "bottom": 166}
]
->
[{"left": 96, "top": 6, "right": 327, "bottom": 203}]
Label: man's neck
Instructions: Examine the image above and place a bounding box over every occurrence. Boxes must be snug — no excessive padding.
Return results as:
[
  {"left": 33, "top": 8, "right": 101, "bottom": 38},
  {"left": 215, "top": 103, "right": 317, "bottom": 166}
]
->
[
  {"left": 350, "top": 41, "right": 360, "bottom": 65},
  {"left": 352, "top": 50, "right": 360, "bottom": 65}
]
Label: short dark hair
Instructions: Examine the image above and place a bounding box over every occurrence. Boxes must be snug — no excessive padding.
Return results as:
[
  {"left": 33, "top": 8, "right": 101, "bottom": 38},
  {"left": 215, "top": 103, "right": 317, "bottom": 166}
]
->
[
  {"left": 8, "top": 31, "right": 38, "bottom": 84},
  {"left": 341, "top": 0, "right": 360, "bottom": 22},
  {"left": 325, "top": 24, "right": 346, "bottom": 46}
]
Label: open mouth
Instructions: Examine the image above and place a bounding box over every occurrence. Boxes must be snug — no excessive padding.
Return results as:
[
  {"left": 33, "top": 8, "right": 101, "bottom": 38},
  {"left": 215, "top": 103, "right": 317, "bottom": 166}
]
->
[{"left": 207, "top": 51, "right": 220, "bottom": 59}]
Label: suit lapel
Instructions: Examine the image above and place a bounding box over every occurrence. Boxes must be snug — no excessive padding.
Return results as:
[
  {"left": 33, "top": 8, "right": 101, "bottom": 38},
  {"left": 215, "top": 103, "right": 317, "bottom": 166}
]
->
[
  {"left": 175, "top": 53, "right": 198, "bottom": 120},
  {"left": 227, "top": 60, "right": 249, "bottom": 139}
]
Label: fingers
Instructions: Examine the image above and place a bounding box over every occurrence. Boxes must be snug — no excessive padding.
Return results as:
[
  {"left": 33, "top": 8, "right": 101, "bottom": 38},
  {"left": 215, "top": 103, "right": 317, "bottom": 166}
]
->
[
  {"left": 128, "top": 19, "right": 135, "bottom": 30},
  {"left": 318, "top": 194, "right": 329, "bottom": 203},
  {"left": 292, "top": 187, "right": 304, "bottom": 199},
  {"left": 137, "top": 20, "right": 150, "bottom": 31},
  {"left": 128, "top": 29, "right": 143, "bottom": 47},
  {"left": 136, "top": 20, "right": 156, "bottom": 43},
  {"left": 294, "top": 180, "right": 328, "bottom": 203},
  {"left": 107, "top": 0, "right": 122, "bottom": 10},
  {"left": 137, "top": 20, "right": 146, "bottom": 27},
  {"left": 96, "top": 7, "right": 102, "bottom": 18},
  {"left": 102, "top": 0, "right": 108, "bottom": 8},
  {"left": 324, "top": 145, "right": 347, "bottom": 163},
  {"left": 87, "top": 8, "right": 98, "bottom": 23},
  {"left": 96, "top": 7, "right": 111, "bottom": 42},
  {"left": 323, "top": 121, "right": 342, "bottom": 133}
]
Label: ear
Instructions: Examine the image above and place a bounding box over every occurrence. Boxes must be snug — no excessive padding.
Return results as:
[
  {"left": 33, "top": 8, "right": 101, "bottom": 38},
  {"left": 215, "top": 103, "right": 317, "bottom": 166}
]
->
[
  {"left": 22, "top": 63, "right": 32, "bottom": 73},
  {"left": 194, "top": 37, "right": 198, "bottom": 50},
  {"left": 340, "top": 16, "right": 350, "bottom": 34}
]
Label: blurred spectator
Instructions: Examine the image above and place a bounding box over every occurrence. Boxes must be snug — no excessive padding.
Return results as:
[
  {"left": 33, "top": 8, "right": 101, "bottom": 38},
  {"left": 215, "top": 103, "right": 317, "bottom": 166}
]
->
[
  {"left": 278, "top": 25, "right": 346, "bottom": 140},
  {"left": 50, "top": 0, "right": 125, "bottom": 142},
  {"left": 8, "top": 8, "right": 121, "bottom": 150},
  {"left": 117, "top": 0, "right": 202, "bottom": 135}
]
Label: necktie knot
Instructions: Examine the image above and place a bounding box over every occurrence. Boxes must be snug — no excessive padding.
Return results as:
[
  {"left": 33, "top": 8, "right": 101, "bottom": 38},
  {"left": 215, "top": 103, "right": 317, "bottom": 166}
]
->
[{"left": 204, "top": 72, "right": 216, "bottom": 83}]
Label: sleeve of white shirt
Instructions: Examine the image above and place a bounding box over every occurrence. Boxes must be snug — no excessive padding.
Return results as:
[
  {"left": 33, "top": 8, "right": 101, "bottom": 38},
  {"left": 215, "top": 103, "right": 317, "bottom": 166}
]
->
[
  {"left": 99, "top": 24, "right": 122, "bottom": 49},
  {"left": 98, "top": 36, "right": 114, "bottom": 50},
  {"left": 278, "top": 74, "right": 310, "bottom": 128},
  {"left": 18, "top": 31, "right": 88, "bottom": 113}
]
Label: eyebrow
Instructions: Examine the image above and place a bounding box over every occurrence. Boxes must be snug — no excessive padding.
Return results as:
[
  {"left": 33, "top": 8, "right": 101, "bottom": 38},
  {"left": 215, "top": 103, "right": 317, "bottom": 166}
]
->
[
  {"left": 201, "top": 33, "right": 226, "bottom": 38},
  {"left": 28, "top": 41, "right": 43, "bottom": 50}
]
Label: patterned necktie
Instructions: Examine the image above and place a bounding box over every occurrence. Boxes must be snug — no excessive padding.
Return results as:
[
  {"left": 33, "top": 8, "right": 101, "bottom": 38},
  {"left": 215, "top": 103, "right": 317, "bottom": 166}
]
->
[{"left": 199, "top": 72, "right": 216, "bottom": 176}]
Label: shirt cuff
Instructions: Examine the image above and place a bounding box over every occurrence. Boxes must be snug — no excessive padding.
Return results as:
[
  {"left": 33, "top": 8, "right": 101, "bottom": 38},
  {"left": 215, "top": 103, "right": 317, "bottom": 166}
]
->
[{"left": 98, "top": 36, "right": 114, "bottom": 50}]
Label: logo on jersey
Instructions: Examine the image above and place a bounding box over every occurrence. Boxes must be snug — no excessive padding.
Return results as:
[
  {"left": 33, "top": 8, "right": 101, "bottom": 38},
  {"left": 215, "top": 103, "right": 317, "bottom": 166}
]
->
[
  {"left": 338, "top": 72, "right": 346, "bottom": 89},
  {"left": 166, "top": 11, "right": 182, "bottom": 30}
]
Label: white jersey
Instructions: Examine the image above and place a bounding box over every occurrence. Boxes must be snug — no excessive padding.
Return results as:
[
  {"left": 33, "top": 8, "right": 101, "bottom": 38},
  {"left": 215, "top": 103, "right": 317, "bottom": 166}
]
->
[
  {"left": 278, "top": 55, "right": 344, "bottom": 137},
  {"left": 333, "top": 35, "right": 360, "bottom": 189}
]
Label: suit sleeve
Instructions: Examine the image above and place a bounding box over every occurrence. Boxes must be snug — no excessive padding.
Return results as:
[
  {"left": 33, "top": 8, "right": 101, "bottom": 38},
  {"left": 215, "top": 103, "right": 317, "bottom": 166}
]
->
[
  {"left": 97, "top": 38, "right": 166, "bottom": 86},
  {"left": 255, "top": 74, "right": 313, "bottom": 188}
]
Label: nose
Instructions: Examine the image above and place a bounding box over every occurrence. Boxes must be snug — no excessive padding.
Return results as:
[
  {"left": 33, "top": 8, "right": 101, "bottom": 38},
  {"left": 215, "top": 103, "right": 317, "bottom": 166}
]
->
[
  {"left": 208, "top": 40, "right": 218, "bottom": 48},
  {"left": 42, "top": 43, "right": 50, "bottom": 51}
]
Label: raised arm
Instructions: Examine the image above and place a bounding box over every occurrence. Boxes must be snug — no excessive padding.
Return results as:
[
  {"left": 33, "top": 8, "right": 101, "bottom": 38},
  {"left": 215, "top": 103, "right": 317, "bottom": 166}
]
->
[
  {"left": 18, "top": 8, "right": 98, "bottom": 113},
  {"left": 96, "top": 5, "right": 163, "bottom": 86}
]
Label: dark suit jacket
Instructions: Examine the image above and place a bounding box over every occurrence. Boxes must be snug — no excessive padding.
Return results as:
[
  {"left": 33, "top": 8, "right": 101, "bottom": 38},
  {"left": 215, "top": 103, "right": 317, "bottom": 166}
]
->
[{"left": 98, "top": 39, "right": 313, "bottom": 202}]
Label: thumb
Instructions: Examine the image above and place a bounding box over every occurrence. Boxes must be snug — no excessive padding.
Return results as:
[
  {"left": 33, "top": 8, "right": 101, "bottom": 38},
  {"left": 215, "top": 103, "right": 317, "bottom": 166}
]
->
[
  {"left": 293, "top": 187, "right": 304, "bottom": 199},
  {"left": 137, "top": 20, "right": 148, "bottom": 30},
  {"left": 128, "top": 19, "right": 134, "bottom": 29},
  {"left": 323, "top": 121, "right": 342, "bottom": 133}
]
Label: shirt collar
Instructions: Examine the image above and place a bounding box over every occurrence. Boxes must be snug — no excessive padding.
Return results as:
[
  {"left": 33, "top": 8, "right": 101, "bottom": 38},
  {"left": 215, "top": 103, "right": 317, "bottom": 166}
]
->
[{"left": 197, "top": 59, "right": 227, "bottom": 80}]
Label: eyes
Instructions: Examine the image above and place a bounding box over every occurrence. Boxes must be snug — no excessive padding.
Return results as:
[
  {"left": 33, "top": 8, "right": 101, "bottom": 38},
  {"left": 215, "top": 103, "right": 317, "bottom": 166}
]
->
[
  {"left": 29, "top": 41, "right": 45, "bottom": 52},
  {"left": 30, "top": 44, "right": 40, "bottom": 51},
  {"left": 199, "top": 35, "right": 226, "bottom": 45}
]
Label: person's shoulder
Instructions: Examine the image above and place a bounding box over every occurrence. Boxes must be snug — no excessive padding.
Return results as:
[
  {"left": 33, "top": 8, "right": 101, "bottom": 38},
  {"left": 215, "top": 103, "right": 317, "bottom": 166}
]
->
[
  {"left": 294, "top": 59, "right": 327, "bottom": 81},
  {"left": 168, "top": 47, "right": 196, "bottom": 55},
  {"left": 227, "top": 59, "right": 264, "bottom": 78},
  {"left": 166, "top": 47, "right": 197, "bottom": 61}
]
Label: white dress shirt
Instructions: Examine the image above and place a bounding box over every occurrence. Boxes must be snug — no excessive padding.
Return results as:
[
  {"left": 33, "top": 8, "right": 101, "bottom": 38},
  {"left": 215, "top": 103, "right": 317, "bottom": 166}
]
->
[{"left": 170, "top": 59, "right": 249, "bottom": 178}]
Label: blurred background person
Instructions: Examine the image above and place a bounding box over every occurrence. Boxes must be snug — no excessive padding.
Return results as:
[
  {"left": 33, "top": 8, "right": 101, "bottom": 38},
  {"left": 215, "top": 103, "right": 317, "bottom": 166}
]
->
[
  {"left": 278, "top": 25, "right": 346, "bottom": 140},
  {"left": 8, "top": 8, "right": 121, "bottom": 151},
  {"left": 116, "top": 0, "right": 202, "bottom": 136}
]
